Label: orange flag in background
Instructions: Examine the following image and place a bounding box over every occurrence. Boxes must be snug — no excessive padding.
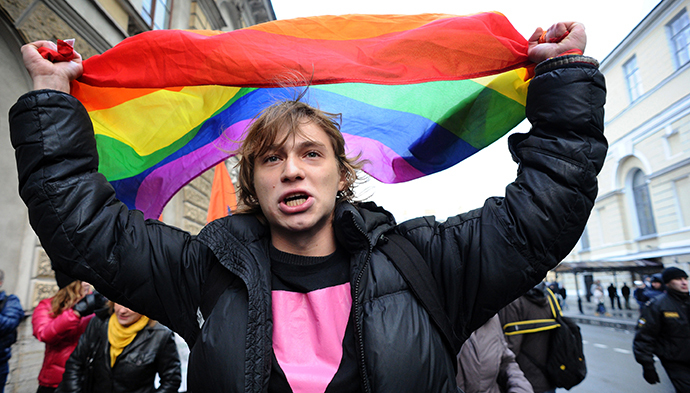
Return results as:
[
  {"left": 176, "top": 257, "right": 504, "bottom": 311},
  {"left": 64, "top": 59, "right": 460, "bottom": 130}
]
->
[{"left": 207, "top": 162, "right": 237, "bottom": 223}]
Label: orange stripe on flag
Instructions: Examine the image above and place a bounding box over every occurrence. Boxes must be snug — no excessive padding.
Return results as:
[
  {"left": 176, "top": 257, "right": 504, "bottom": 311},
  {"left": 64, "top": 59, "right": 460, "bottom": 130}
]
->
[{"left": 207, "top": 162, "right": 237, "bottom": 223}]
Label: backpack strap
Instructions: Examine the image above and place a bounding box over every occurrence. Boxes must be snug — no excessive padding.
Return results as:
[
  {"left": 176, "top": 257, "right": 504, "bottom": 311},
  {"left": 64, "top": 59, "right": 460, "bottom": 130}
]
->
[
  {"left": 378, "top": 233, "right": 463, "bottom": 355},
  {"left": 545, "top": 288, "right": 563, "bottom": 319}
]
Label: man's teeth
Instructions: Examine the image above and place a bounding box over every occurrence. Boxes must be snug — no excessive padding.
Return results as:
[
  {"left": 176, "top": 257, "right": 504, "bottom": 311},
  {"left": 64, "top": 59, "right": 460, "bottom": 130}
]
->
[{"left": 285, "top": 195, "right": 308, "bottom": 207}]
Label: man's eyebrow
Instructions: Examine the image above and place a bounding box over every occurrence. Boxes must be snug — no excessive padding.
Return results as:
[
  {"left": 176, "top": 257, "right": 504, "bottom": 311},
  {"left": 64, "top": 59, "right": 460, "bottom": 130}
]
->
[
  {"left": 297, "top": 140, "right": 327, "bottom": 149},
  {"left": 263, "top": 139, "right": 327, "bottom": 154}
]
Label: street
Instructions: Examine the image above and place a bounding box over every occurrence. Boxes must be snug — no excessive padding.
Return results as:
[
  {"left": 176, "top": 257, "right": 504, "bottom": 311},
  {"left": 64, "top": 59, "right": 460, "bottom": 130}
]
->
[{"left": 568, "top": 324, "right": 675, "bottom": 392}]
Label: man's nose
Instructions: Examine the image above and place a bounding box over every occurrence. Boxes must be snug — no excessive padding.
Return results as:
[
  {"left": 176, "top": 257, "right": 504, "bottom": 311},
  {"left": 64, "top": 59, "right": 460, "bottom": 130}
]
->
[{"left": 282, "top": 155, "right": 305, "bottom": 181}]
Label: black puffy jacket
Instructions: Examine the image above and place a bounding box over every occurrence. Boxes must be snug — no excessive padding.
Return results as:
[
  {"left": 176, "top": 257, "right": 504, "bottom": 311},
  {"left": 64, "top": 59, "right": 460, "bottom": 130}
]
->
[
  {"left": 633, "top": 289, "right": 690, "bottom": 366},
  {"left": 10, "top": 55, "right": 606, "bottom": 392},
  {"left": 57, "top": 313, "right": 181, "bottom": 393}
]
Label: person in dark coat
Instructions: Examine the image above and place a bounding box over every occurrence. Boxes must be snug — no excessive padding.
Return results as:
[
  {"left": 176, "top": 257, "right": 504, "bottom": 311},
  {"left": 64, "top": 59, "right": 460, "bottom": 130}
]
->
[
  {"left": 499, "top": 283, "right": 556, "bottom": 393},
  {"left": 633, "top": 267, "right": 690, "bottom": 392},
  {"left": 57, "top": 302, "right": 180, "bottom": 393},
  {"left": 0, "top": 270, "right": 24, "bottom": 393},
  {"left": 635, "top": 274, "right": 665, "bottom": 309},
  {"left": 10, "top": 22, "right": 606, "bottom": 392},
  {"left": 621, "top": 283, "right": 631, "bottom": 310},
  {"left": 607, "top": 283, "right": 618, "bottom": 310}
]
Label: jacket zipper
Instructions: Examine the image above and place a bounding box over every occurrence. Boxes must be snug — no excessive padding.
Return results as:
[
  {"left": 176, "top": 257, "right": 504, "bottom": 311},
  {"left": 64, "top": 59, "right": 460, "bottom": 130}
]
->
[{"left": 351, "top": 215, "right": 373, "bottom": 393}]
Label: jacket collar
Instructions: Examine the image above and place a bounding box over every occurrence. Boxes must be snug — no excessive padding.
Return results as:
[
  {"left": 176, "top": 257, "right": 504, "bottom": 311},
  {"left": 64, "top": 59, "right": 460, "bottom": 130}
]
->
[
  {"left": 333, "top": 201, "right": 396, "bottom": 251},
  {"left": 201, "top": 202, "right": 397, "bottom": 255}
]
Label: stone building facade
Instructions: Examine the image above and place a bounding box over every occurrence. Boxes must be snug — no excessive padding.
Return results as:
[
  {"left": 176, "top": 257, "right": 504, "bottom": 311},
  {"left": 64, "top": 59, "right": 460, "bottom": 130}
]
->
[
  {"left": 0, "top": 1, "right": 274, "bottom": 391},
  {"left": 559, "top": 0, "right": 690, "bottom": 293}
]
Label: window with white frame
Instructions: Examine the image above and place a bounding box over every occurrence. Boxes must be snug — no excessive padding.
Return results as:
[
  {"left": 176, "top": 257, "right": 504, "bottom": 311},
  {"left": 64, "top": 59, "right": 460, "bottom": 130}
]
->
[
  {"left": 668, "top": 9, "right": 690, "bottom": 68},
  {"left": 579, "top": 225, "right": 591, "bottom": 251},
  {"left": 623, "top": 56, "right": 643, "bottom": 103},
  {"left": 142, "top": 0, "right": 172, "bottom": 30},
  {"left": 673, "top": 176, "right": 690, "bottom": 227},
  {"left": 632, "top": 169, "right": 656, "bottom": 236}
]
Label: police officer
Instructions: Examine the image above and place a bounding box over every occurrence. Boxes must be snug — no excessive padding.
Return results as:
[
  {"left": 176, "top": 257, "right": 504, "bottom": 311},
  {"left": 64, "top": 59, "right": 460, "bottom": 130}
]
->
[{"left": 633, "top": 267, "right": 690, "bottom": 392}]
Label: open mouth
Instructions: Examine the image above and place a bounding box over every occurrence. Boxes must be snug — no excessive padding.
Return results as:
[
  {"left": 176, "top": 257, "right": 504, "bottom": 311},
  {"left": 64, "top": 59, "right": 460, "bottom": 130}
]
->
[{"left": 284, "top": 194, "right": 308, "bottom": 207}]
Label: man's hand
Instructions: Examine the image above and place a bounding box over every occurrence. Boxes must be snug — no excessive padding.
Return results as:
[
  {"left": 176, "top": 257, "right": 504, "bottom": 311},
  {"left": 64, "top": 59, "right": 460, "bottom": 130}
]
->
[
  {"left": 21, "top": 40, "right": 83, "bottom": 93},
  {"left": 527, "top": 22, "right": 587, "bottom": 64},
  {"left": 642, "top": 365, "right": 660, "bottom": 384}
]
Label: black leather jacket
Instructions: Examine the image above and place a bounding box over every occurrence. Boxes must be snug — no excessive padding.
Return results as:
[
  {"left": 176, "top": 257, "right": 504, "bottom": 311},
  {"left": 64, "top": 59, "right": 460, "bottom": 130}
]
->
[
  {"left": 10, "top": 55, "right": 606, "bottom": 392},
  {"left": 57, "top": 313, "right": 181, "bottom": 393}
]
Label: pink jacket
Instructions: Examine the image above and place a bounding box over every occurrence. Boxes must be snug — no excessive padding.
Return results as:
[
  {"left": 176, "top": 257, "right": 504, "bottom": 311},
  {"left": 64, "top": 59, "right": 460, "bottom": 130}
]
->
[{"left": 32, "top": 298, "right": 93, "bottom": 387}]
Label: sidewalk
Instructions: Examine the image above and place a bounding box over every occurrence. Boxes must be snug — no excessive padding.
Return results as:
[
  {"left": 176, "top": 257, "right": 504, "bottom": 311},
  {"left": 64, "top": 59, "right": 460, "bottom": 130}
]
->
[{"left": 561, "top": 297, "right": 639, "bottom": 331}]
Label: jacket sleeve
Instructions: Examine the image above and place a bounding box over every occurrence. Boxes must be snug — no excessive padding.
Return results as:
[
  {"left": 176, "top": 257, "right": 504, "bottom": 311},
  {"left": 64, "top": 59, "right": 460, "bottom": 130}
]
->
[
  {"left": 154, "top": 329, "right": 182, "bottom": 393},
  {"left": 633, "top": 299, "right": 660, "bottom": 367},
  {"left": 32, "top": 300, "right": 83, "bottom": 344},
  {"left": 0, "top": 295, "right": 24, "bottom": 335},
  {"left": 498, "top": 340, "right": 533, "bottom": 393},
  {"left": 57, "top": 317, "right": 100, "bottom": 393},
  {"left": 399, "top": 56, "right": 607, "bottom": 338},
  {"left": 9, "top": 90, "right": 215, "bottom": 338}
]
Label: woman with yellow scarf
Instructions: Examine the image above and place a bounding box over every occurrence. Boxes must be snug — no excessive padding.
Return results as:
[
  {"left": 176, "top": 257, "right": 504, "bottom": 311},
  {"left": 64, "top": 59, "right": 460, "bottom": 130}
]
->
[{"left": 57, "top": 302, "right": 181, "bottom": 393}]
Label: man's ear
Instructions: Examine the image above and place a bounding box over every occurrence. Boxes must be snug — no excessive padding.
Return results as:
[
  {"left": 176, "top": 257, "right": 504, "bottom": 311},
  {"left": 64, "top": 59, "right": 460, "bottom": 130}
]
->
[{"left": 338, "top": 169, "right": 348, "bottom": 192}]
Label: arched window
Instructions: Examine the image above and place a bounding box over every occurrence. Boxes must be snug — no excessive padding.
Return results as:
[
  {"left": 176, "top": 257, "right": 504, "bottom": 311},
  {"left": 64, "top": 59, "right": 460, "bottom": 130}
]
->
[{"left": 632, "top": 169, "right": 656, "bottom": 236}]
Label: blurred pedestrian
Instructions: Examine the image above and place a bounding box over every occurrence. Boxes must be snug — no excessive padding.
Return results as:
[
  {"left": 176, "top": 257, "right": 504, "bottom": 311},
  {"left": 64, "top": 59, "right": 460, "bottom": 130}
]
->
[
  {"left": 456, "top": 314, "right": 533, "bottom": 393},
  {"left": 0, "top": 270, "right": 24, "bottom": 393},
  {"left": 592, "top": 281, "right": 608, "bottom": 316},
  {"left": 57, "top": 302, "right": 180, "bottom": 393},
  {"left": 634, "top": 274, "right": 664, "bottom": 310},
  {"left": 633, "top": 267, "right": 690, "bottom": 392},
  {"left": 607, "top": 283, "right": 617, "bottom": 310},
  {"left": 621, "top": 283, "right": 631, "bottom": 310},
  {"left": 32, "top": 272, "right": 105, "bottom": 393}
]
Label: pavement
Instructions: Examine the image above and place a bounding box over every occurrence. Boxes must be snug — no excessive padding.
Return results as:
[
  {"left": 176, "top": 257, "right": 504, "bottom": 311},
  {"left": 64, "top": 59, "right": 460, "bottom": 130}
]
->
[{"left": 561, "top": 297, "right": 639, "bottom": 331}]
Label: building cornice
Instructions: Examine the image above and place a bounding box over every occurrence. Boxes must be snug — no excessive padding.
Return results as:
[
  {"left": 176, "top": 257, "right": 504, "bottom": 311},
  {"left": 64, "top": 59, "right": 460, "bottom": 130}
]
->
[
  {"left": 606, "top": 91, "right": 690, "bottom": 152},
  {"left": 197, "top": 0, "right": 226, "bottom": 30},
  {"left": 601, "top": 0, "right": 680, "bottom": 69},
  {"left": 115, "top": 0, "right": 149, "bottom": 34},
  {"left": 595, "top": 189, "right": 624, "bottom": 203},
  {"left": 649, "top": 156, "right": 690, "bottom": 179},
  {"left": 41, "top": 0, "right": 115, "bottom": 53}
]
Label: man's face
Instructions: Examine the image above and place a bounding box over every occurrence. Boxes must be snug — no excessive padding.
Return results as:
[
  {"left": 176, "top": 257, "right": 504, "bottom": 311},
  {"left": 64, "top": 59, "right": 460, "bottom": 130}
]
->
[
  {"left": 253, "top": 122, "right": 346, "bottom": 244},
  {"left": 652, "top": 281, "right": 663, "bottom": 290},
  {"left": 665, "top": 277, "right": 689, "bottom": 293}
]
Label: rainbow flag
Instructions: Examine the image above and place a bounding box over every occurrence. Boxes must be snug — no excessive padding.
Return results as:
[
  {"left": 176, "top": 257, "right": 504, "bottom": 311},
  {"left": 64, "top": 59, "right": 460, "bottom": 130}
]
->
[{"left": 71, "top": 12, "right": 533, "bottom": 219}]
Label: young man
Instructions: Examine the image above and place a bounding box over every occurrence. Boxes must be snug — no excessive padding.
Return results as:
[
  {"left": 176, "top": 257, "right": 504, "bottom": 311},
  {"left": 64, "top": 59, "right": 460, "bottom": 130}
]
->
[
  {"left": 10, "top": 22, "right": 606, "bottom": 392},
  {"left": 633, "top": 267, "right": 690, "bottom": 392}
]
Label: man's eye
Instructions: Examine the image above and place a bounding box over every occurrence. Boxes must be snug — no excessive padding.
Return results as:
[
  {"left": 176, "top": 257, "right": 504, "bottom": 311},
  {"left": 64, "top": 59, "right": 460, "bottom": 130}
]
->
[
  {"left": 264, "top": 155, "right": 279, "bottom": 163},
  {"left": 306, "top": 151, "right": 320, "bottom": 158}
]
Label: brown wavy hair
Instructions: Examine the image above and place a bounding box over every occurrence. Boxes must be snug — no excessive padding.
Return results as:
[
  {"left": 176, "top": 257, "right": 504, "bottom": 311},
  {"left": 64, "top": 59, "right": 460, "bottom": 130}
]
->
[
  {"left": 235, "top": 100, "right": 363, "bottom": 216},
  {"left": 51, "top": 280, "right": 84, "bottom": 317}
]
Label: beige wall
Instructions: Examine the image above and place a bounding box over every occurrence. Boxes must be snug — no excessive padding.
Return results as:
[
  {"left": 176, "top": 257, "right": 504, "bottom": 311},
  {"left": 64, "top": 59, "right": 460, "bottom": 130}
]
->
[{"left": 566, "top": 0, "right": 690, "bottom": 277}]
